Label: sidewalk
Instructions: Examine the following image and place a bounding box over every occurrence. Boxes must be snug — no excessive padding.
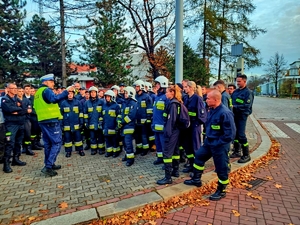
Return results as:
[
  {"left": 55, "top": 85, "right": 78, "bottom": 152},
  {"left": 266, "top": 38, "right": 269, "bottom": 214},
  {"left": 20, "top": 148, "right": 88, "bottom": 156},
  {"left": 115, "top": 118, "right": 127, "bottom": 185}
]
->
[{"left": 0, "top": 116, "right": 262, "bottom": 225}]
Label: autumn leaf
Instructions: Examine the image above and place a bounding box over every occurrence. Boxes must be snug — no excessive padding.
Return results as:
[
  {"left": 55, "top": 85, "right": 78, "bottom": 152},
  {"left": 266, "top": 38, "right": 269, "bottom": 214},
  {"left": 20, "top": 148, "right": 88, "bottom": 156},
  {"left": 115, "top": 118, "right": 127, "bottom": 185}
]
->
[
  {"left": 271, "top": 166, "right": 277, "bottom": 169},
  {"left": 148, "top": 220, "right": 157, "bottom": 225},
  {"left": 28, "top": 216, "right": 36, "bottom": 221},
  {"left": 139, "top": 176, "right": 144, "bottom": 179},
  {"left": 39, "top": 204, "right": 44, "bottom": 207},
  {"left": 67, "top": 164, "right": 72, "bottom": 166},
  {"left": 137, "top": 212, "right": 143, "bottom": 217},
  {"left": 57, "top": 185, "right": 64, "bottom": 189},
  {"left": 58, "top": 202, "right": 68, "bottom": 209},
  {"left": 29, "top": 189, "right": 35, "bottom": 193},
  {"left": 266, "top": 176, "right": 273, "bottom": 180},
  {"left": 232, "top": 209, "right": 240, "bottom": 217},
  {"left": 251, "top": 204, "right": 258, "bottom": 210},
  {"left": 39, "top": 209, "right": 49, "bottom": 214},
  {"left": 106, "top": 180, "right": 110, "bottom": 183},
  {"left": 275, "top": 183, "right": 282, "bottom": 188},
  {"left": 247, "top": 192, "right": 252, "bottom": 196},
  {"left": 15, "top": 176, "right": 21, "bottom": 180}
]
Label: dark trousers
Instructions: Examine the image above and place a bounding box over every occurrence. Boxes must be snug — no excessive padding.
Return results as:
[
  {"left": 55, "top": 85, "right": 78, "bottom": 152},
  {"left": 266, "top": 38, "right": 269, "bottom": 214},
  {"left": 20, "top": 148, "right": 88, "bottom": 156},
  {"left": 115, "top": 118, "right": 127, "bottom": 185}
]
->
[
  {"left": 154, "top": 132, "right": 164, "bottom": 158},
  {"left": 23, "top": 120, "right": 32, "bottom": 146},
  {"left": 234, "top": 114, "right": 248, "bottom": 145},
  {"left": 105, "top": 135, "right": 117, "bottom": 153},
  {"left": 39, "top": 122, "right": 62, "bottom": 169},
  {"left": 0, "top": 123, "right": 5, "bottom": 160},
  {"left": 194, "top": 139, "right": 230, "bottom": 182},
  {"left": 163, "top": 129, "right": 180, "bottom": 160},
  {"left": 31, "top": 118, "right": 41, "bottom": 140},
  {"left": 90, "top": 129, "right": 105, "bottom": 150},
  {"left": 4, "top": 123, "right": 24, "bottom": 159},
  {"left": 64, "top": 130, "right": 83, "bottom": 152},
  {"left": 135, "top": 124, "right": 149, "bottom": 150},
  {"left": 123, "top": 134, "right": 134, "bottom": 157},
  {"left": 183, "top": 123, "right": 202, "bottom": 159}
]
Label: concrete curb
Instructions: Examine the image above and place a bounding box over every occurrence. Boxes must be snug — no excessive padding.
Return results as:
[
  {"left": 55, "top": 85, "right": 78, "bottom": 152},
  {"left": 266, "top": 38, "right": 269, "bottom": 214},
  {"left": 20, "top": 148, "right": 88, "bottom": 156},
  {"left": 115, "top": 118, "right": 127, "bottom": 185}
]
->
[{"left": 32, "top": 114, "right": 271, "bottom": 225}]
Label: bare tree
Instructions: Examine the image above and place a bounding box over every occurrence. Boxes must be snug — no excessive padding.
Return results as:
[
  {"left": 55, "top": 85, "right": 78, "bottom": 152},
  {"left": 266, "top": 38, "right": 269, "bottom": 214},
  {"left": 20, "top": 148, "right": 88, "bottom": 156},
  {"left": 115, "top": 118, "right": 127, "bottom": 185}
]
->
[
  {"left": 116, "top": 0, "right": 176, "bottom": 79},
  {"left": 264, "top": 52, "right": 287, "bottom": 97}
]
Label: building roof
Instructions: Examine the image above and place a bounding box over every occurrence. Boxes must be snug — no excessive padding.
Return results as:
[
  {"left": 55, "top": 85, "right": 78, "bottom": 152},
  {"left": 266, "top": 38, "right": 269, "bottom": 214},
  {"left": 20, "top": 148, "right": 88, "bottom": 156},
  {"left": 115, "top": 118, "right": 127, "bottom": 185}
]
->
[{"left": 69, "top": 63, "right": 97, "bottom": 74}]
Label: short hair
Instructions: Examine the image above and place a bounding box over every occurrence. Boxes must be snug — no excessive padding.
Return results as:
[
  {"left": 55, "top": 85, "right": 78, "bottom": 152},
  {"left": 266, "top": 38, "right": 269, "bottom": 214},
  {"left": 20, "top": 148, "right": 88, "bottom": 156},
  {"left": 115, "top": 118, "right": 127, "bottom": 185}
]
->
[
  {"left": 228, "top": 84, "right": 236, "bottom": 89},
  {"left": 237, "top": 74, "right": 247, "bottom": 80},
  {"left": 23, "top": 84, "right": 31, "bottom": 89},
  {"left": 182, "top": 79, "right": 189, "bottom": 83},
  {"left": 213, "top": 80, "right": 226, "bottom": 87}
]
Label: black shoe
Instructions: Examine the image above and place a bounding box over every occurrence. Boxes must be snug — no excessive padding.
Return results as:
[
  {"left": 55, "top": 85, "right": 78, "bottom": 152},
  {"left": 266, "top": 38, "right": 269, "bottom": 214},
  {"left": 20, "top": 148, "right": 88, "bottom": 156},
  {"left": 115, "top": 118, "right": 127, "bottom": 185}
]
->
[
  {"left": 209, "top": 189, "right": 226, "bottom": 201},
  {"left": 112, "top": 152, "right": 120, "bottom": 158},
  {"left": 182, "top": 166, "right": 193, "bottom": 173},
  {"left": 11, "top": 157, "right": 26, "bottom": 166},
  {"left": 183, "top": 162, "right": 190, "bottom": 168},
  {"left": 3, "top": 159, "right": 12, "bottom": 173},
  {"left": 52, "top": 164, "right": 61, "bottom": 170},
  {"left": 84, "top": 145, "right": 90, "bottom": 150},
  {"left": 156, "top": 177, "right": 172, "bottom": 185},
  {"left": 171, "top": 170, "right": 179, "bottom": 177},
  {"left": 122, "top": 155, "right": 127, "bottom": 161},
  {"left": 41, "top": 167, "right": 58, "bottom": 177},
  {"left": 126, "top": 159, "right": 134, "bottom": 167},
  {"left": 141, "top": 149, "right": 148, "bottom": 156},
  {"left": 91, "top": 150, "right": 97, "bottom": 155},
  {"left": 135, "top": 148, "right": 142, "bottom": 155},
  {"left": 105, "top": 152, "right": 113, "bottom": 157},
  {"left": 238, "top": 155, "right": 251, "bottom": 163},
  {"left": 161, "top": 165, "right": 165, "bottom": 170},
  {"left": 37, "top": 141, "right": 44, "bottom": 148},
  {"left": 79, "top": 151, "right": 85, "bottom": 156},
  {"left": 230, "top": 152, "right": 241, "bottom": 158},
  {"left": 180, "top": 157, "right": 186, "bottom": 163},
  {"left": 66, "top": 152, "right": 71, "bottom": 158},
  {"left": 98, "top": 149, "right": 105, "bottom": 155},
  {"left": 153, "top": 158, "right": 164, "bottom": 165},
  {"left": 184, "top": 178, "right": 202, "bottom": 187},
  {"left": 25, "top": 146, "right": 35, "bottom": 156}
]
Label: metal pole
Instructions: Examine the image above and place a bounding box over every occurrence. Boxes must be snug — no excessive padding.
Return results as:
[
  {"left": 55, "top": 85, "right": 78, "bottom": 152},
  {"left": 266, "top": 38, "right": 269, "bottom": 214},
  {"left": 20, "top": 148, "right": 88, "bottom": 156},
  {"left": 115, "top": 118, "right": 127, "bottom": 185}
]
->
[{"left": 175, "top": 0, "right": 183, "bottom": 83}]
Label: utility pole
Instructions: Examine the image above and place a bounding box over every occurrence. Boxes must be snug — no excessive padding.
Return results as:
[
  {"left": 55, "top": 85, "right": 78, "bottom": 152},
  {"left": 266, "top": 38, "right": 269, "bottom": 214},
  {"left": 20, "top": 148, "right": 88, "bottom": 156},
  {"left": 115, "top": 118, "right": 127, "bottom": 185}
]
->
[
  {"left": 60, "top": 0, "right": 67, "bottom": 87},
  {"left": 38, "top": 0, "right": 43, "bottom": 17},
  {"left": 175, "top": 0, "right": 183, "bottom": 83}
]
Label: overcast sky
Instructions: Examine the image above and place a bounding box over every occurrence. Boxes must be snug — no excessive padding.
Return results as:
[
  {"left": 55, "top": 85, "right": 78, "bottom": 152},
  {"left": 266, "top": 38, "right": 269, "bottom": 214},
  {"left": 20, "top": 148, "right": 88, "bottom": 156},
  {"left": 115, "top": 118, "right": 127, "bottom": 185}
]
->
[{"left": 26, "top": 0, "right": 300, "bottom": 76}]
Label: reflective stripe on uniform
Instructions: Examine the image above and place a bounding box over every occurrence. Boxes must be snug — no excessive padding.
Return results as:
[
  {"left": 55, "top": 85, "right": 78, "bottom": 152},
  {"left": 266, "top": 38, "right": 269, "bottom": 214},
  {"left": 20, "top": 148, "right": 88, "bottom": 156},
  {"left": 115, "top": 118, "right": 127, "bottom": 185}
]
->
[
  {"left": 64, "top": 142, "right": 73, "bottom": 147},
  {"left": 124, "top": 116, "right": 131, "bottom": 123},
  {"left": 172, "top": 155, "right": 180, "bottom": 160},
  {"left": 154, "top": 124, "right": 164, "bottom": 131},
  {"left": 186, "top": 154, "right": 194, "bottom": 159},
  {"left": 193, "top": 164, "right": 204, "bottom": 171},
  {"left": 219, "top": 179, "right": 229, "bottom": 184},
  {"left": 108, "top": 129, "right": 116, "bottom": 135},
  {"left": 149, "top": 135, "right": 155, "bottom": 141},
  {"left": 236, "top": 98, "right": 244, "bottom": 104},
  {"left": 163, "top": 158, "right": 172, "bottom": 163},
  {"left": 106, "top": 147, "right": 113, "bottom": 152},
  {"left": 188, "top": 111, "right": 196, "bottom": 117},
  {"left": 127, "top": 153, "right": 135, "bottom": 158},
  {"left": 157, "top": 152, "right": 163, "bottom": 158},
  {"left": 243, "top": 142, "right": 249, "bottom": 147},
  {"left": 98, "top": 143, "right": 105, "bottom": 148},
  {"left": 91, "top": 144, "right": 97, "bottom": 149},
  {"left": 74, "top": 141, "right": 83, "bottom": 147},
  {"left": 123, "top": 128, "right": 134, "bottom": 134},
  {"left": 211, "top": 125, "right": 220, "bottom": 130},
  {"left": 143, "top": 144, "right": 149, "bottom": 149}
]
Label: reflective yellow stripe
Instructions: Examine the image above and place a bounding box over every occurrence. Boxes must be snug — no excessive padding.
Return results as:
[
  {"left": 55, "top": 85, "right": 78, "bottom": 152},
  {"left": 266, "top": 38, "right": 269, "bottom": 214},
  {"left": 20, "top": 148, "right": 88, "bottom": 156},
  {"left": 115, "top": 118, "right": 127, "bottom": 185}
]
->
[
  {"left": 75, "top": 141, "right": 83, "bottom": 146},
  {"left": 124, "top": 116, "right": 131, "bottom": 123},
  {"left": 234, "top": 140, "right": 239, "bottom": 143},
  {"left": 219, "top": 179, "right": 229, "bottom": 184},
  {"left": 146, "top": 119, "right": 152, "bottom": 123},
  {"left": 243, "top": 143, "right": 249, "bottom": 147},
  {"left": 149, "top": 136, "right": 155, "bottom": 141},
  {"left": 79, "top": 113, "right": 83, "bottom": 118},
  {"left": 188, "top": 111, "right": 196, "bottom": 117},
  {"left": 136, "top": 143, "right": 143, "bottom": 148},
  {"left": 127, "top": 153, "right": 135, "bottom": 158},
  {"left": 172, "top": 155, "right": 180, "bottom": 160},
  {"left": 143, "top": 144, "right": 149, "bottom": 149},
  {"left": 146, "top": 108, "right": 153, "bottom": 114},
  {"left": 108, "top": 129, "right": 116, "bottom": 134},
  {"left": 236, "top": 98, "right": 244, "bottom": 104},
  {"left": 124, "top": 128, "right": 134, "bottom": 134},
  {"left": 157, "top": 152, "right": 163, "bottom": 157},
  {"left": 64, "top": 142, "right": 72, "bottom": 147},
  {"left": 24, "top": 141, "right": 31, "bottom": 145},
  {"left": 106, "top": 147, "right": 113, "bottom": 152},
  {"left": 140, "top": 119, "right": 147, "bottom": 124},
  {"left": 179, "top": 146, "right": 184, "bottom": 150},
  {"left": 154, "top": 124, "right": 164, "bottom": 131},
  {"left": 186, "top": 154, "right": 194, "bottom": 159},
  {"left": 229, "top": 99, "right": 233, "bottom": 107},
  {"left": 84, "top": 114, "right": 88, "bottom": 119},
  {"left": 98, "top": 143, "right": 105, "bottom": 148},
  {"left": 211, "top": 125, "right": 220, "bottom": 130},
  {"left": 64, "top": 126, "right": 71, "bottom": 131},
  {"left": 74, "top": 124, "right": 80, "bottom": 130},
  {"left": 91, "top": 144, "right": 97, "bottom": 149},
  {"left": 109, "top": 110, "right": 116, "bottom": 117},
  {"left": 163, "top": 158, "right": 172, "bottom": 163},
  {"left": 163, "top": 113, "right": 167, "bottom": 117},
  {"left": 193, "top": 164, "right": 204, "bottom": 171}
]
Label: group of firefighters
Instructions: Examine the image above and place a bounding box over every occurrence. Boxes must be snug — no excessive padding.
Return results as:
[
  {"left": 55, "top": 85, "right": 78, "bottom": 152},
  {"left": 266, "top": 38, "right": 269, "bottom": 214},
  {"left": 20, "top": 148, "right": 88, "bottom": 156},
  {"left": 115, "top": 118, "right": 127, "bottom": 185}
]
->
[{"left": 0, "top": 73, "right": 253, "bottom": 201}]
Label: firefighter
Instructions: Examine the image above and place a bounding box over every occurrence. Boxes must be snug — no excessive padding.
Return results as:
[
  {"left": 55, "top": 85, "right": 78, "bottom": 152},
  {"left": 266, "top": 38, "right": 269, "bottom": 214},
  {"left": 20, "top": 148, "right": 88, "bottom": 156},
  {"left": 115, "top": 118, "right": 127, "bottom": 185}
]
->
[
  {"left": 184, "top": 90, "right": 236, "bottom": 201},
  {"left": 213, "top": 80, "right": 232, "bottom": 110},
  {"left": 157, "top": 85, "right": 182, "bottom": 185},
  {"left": 60, "top": 89, "right": 85, "bottom": 157},
  {"left": 182, "top": 81, "right": 207, "bottom": 173},
  {"left": 83, "top": 86, "right": 105, "bottom": 155},
  {"left": 152, "top": 76, "right": 169, "bottom": 165},
  {"left": 102, "top": 90, "right": 121, "bottom": 157},
  {"left": 230, "top": 75, "right": 254, "bottom": 163},
  {"left": 117, "top": 86, "right": 137, "bottom": 166},
  {"left": 133, "top": 80, "right": 153, "bottom": 156},
  {"left": 80, "top": 90, "right": 90, "bottom": 150}
]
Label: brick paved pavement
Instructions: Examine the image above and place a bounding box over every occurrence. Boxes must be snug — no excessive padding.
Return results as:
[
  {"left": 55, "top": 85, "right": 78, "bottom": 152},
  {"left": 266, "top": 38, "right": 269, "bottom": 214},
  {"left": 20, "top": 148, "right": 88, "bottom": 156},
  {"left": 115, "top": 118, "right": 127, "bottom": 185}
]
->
[
  {"left": 155, "top": 120, "right": 300, "bottom": 225},
  {"left": 0, "top": 118, "right": 258, "bottom": 225}
]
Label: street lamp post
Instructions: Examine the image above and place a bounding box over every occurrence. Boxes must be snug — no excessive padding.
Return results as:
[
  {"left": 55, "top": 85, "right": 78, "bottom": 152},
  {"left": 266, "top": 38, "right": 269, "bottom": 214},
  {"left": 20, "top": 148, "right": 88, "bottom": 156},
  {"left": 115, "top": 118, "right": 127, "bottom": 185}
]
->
[{"left": 175, "top": 0, "right": 183, "bottom": 83}]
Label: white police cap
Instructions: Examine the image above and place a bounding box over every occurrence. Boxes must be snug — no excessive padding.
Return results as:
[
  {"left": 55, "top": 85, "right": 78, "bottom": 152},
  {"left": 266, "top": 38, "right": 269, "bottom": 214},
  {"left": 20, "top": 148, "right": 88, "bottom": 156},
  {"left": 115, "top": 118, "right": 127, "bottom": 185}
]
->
[{"left": 40, "top": 74, "right": 55, "bottom": 82}]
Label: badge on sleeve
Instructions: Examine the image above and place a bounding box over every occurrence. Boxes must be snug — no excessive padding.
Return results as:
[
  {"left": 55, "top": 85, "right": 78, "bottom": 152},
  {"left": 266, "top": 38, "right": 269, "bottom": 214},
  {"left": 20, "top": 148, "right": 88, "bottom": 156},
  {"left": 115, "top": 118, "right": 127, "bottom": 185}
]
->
[{"left": 247, "top": 99, "right": 250, "bottom": 103}]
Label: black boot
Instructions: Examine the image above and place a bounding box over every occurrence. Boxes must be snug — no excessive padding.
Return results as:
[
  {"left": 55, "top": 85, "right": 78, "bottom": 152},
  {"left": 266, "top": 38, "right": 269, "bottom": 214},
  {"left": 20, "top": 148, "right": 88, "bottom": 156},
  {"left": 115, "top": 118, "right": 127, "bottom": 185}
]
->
[
  {"left": 32, "top": 140, "right": 43, "bottom": 150},
  {"left": 141, "top": 148, "right": 149, "bottom": 156},
  {"left": 41, "top": 167, "right": 57, "bottom": 176},
  {"left": 182, "top": 158, "right": 194, "bottom": 173},
  {"left": 238, "top": 145, "right": 251, "bottom": 163},
  {"left": 209, "top": 182, "right": 227, "bottom": 201},
  {"left": 157, "top": 164, "right": 172, "bottom": 185},
  {"left": 11, "top": 155, "right": 26, "bottom": 166},
  {"left": 66, "top": 152, "right": 71, "bottom": 157},
  {"left": 184, "top": 168, "right": 202, "bottom": 187},
  {"left": 79, "top": 151, "right": 85, "bottom": 156},
  {"left": 52, "top": 164, "right": 62, "bottom": 170},
  {"left": 105, "top": 152, "right": 113, "bottom": 157},
  {"left": 3, "top": 158, "right": 12, "bottom": 173},
  {"left": 25, "top": 145, "right": 35, "bottom": 156},
  {"left": 91, "top": 149, "right": 97, "bottom": 155},
  {"left": 122, "top": 154, "right": 127, "bottom": 162},
  {"left": 126, "top": 158, "right": 134, "bottom": 167},
  {"left": 153, "top": 157, "right": 163, "bottom": 165},
  {"left": 98, "top": 148, "right": 105, "bottom": 155},
  {"left": 0, "top": 158, "right": 4, "bottom": 164},
  {"left": 135, "top": 147, "right": 142, "bottom": 155},
  {"left": 112, "top": 151, "right": 120, "bottom": 158},
  {"left": 84, "top": 139, "right": 90, "bottom": 150},
  {"left": 179, "top": 149, "right": 186, "bottom": 163},
  {"left": 171, "top": 159, "right": 180, "bottom": 177},
  {"left": 36, "top": 137, "right": 44, "bottom": 148},
  {"left": 230, "top": 142, "right": 241, "bottom": 158}
]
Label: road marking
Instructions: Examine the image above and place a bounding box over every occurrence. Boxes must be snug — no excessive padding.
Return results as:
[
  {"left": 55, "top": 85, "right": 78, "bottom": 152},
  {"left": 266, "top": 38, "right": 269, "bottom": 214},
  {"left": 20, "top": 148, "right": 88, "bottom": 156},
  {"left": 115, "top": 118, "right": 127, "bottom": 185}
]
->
[
  {"left": 285, "top": 123, "right": 300, "bottom": 134},
  {"left": 262, "top": 122, "right": 290, "bottom": 138}
]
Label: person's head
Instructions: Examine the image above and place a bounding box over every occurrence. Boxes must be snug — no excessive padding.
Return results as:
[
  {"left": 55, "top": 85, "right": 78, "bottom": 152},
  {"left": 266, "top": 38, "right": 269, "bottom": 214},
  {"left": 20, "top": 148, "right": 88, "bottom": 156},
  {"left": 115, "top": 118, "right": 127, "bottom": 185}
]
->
[
  {"left": 119, "top": 83, "right": 125, "bottom": 92},
  {"left": 236, "top": 75, "right": 247, "bottom": 89},
  {"left": 228, "top": 84, "right": 236, "bottom": 95},
  {"left": 88, "top": 86, "right": 98, "bottom": 98},
  {"left": 56, "top": 86, "right": 62, "bottom": 94},
  {"left": 98, "top": 90, "right": 104, "bottom": 98},
  {"left": 111, "top": 85, "right": 120, "bottom": 96},
  {"left": 104, "top": 90, "right": 115, "bottom": 102},
  {"left": 68, "top": 90, "right": 75, "bottom": 100},
  {"left": 202, "top": 86, "right": 207, "bottom": 95},
  {"left": 30, "top": 87, "right": 36, "bottom": 96},
  {"left": 181, "top": 79, "right": 189, "bottom": 93},
  {"left": 7, "top": 83, "right": 17, "bottom": 97},
  {"left": 79, "top": 87, "right": 86, "bottom": 96},
  {"left": 84, "top": 91, "right": 90, "bottom": 100},
  {"left": 74, "top": 82, "right": 81, "bottom": 91},
  {"left": 176, "top": 83, "right": 183, "bottom": 91},
  {"left": 184, "top": 81, "right": 196, "bottom": 96},
  {"left": 154, "top": 76, "right": 168, "bottom": 91},
  {"left": 166, "top": 85, "right": 183, "bottom": 103},
  {"left": 196, "top": 85, "right": 203, "bottom": 97},
  {"left": 41, "top": 74, "right": 55, "bottom": 89},
  {"left": 23, "top": 84, "right": 31, "bottom": 96},
  {"left": 144, "top": 82, "right": 153, "bottom": 92},
  {"left": 17, "top": 87, "right": 24, "bottom": 98},
  {"left": 213, "top": 80, "right": 226, "bottom": 93},
  {"left": 133, "top": 80, "right": 145, "bottom": 93},
  {"left": 206, "top": 90, "right": 222, "bottom": 109},
  {"left": 124, "top": 86, "right": 136, "bottom": 100}
]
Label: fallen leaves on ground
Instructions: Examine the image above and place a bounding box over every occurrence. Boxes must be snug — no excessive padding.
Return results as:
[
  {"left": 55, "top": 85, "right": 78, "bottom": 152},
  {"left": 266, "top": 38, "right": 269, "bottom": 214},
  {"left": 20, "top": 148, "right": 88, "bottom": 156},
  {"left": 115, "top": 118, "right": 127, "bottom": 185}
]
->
[
  {"left": 251, "top": 204, "right": 258, "bottom": 210},
  {"left": 231, "top": 209, "right": 240, "bottom": 217},
  {"left": 57, "top": 185, "right": 64, "bottom": 189},
  {"left": 29, "top": 189, "right": 35, "bottom": 193},
  {"left": 266, "top": 176, "right": 273, "bottom": 180},
  {"left": 247, "top": 192, "right": 262, "bottom": 201},
  {"left": 58, "top": 202, "right": 68, "bottom": 209},
  {"left": 274, "top": 183, "right": 282, "bottom": 188}
]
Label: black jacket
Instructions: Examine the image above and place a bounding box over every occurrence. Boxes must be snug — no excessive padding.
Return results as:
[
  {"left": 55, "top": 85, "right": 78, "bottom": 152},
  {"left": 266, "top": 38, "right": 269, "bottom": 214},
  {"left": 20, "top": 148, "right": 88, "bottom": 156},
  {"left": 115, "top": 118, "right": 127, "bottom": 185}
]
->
[{"left": 1, "top": 94, "right": 26, "bottom": 125}]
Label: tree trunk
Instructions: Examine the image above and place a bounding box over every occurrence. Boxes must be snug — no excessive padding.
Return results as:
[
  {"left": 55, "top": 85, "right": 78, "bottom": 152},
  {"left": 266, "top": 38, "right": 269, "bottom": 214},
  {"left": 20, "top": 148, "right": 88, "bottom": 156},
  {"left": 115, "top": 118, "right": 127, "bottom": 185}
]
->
[{"left": 60, "top": 0, "right": 67, "bottom": 87}]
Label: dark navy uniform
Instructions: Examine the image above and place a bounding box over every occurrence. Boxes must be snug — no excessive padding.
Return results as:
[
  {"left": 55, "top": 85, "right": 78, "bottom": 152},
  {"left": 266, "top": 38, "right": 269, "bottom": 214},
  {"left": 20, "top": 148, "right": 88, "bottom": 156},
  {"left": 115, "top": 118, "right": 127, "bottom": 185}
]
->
[
  {"left": 182, "top": 94, "right": 207, "bottom": 172},
  {"left": 221, "top": 90, "right": 232, "bottom": 110},
  {"left": 60, "top": 98, "right": 84, "bottom": 155},
  {"left": 84, "top": 97, "right": 105, "bottom": 155}
]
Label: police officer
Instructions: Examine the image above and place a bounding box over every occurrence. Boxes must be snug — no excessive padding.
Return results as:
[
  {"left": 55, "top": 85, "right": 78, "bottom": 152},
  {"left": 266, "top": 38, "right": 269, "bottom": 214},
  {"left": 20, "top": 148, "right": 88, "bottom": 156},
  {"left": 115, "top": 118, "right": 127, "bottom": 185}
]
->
[
  {"left": 102, "top": 90, "right": 121, "bottom": 157},
  {"left": 83, "top": 86, "right": 105, "bottom": 155},
  {"left": 133, "top": 80, "right": 153, "bottom": 156},
  {"left": 184, "top": 90, "right": 236, "bottom": 201},
  {"left": 2, "top": 83, "right": 27, "bottom": 173},
  {"left": 117, "top": 86, "right": 137, "bottom": 166},
  {"left": 152, "top": 76, "right": 169, "bottom": 165},
  {"left": 34, "top": 74, "right": 72, "bottom": 176},
  {"left": 182, "top": 81, "right": 207, "bottom": 173},
  {"left": 230, "top": 74, "right": 254, "bottom": 163},
  {"left": 16, "top": 87, "right": 34, "bottom": 156},
  {"left": 213, "top": 80, "right": 232, "bottom": 110},
  {"left": 157, "top": 85, "right": 182, "bottom": 185},
  {"left": 60, "top": 89, "right": 85, "bottom": 157}
]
